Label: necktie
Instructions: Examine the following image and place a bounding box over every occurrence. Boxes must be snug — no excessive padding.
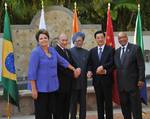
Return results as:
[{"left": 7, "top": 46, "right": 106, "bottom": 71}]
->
[
  {"left": 121, "top": 47, "right": 125, "bottom": 64},
  {"left": 64, "top": 49, "right": 69, "bottom": 58},
  {"left": 98, "top": 47, "right": 102, "bottom": 61}
]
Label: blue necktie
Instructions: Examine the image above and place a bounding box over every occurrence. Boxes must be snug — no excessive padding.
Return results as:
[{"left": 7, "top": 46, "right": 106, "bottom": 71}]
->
[{"left": 99, "top": 47, "right": 102, "bottom": 61}]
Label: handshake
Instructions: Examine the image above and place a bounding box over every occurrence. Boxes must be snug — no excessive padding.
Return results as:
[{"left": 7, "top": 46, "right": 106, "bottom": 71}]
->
[{"left": 68, "top": 64, "right": 81, "bottom": 78}]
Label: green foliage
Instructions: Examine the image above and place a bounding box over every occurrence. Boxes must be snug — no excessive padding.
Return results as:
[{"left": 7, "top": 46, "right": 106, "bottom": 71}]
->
[
  {"left": 0, "top": 0, "right": 150, "bottom": 32},
  {"left": 141, "top": 0, "right": 150, "bottom": 30},
  {"left": 93, "top": 0, "right": 138, "bottom": 30}
]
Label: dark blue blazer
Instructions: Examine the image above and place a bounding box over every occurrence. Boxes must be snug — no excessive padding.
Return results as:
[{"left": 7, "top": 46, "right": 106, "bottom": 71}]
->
[{"left": 88, "top": 45, "right": 114, "bottom": 87}]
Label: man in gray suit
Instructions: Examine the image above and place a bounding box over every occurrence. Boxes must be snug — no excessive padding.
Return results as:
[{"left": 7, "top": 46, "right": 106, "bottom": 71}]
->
[
  {"left": 70, "top": 32, "right": 89, "bottom": 119},
  {"left": 114, "top": 32, "right": 145, "bottom": 119}
]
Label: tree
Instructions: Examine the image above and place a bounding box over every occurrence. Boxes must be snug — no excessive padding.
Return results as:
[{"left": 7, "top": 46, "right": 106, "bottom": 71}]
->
[
  {"left": 0, "top": 0, "right": 150, "bottom": 32},
  {"left": 141, "top": 0, "right": 150, "bottom": 30},
  {"left": 93, "top": 0, "right": 138, "bottom": 31}
]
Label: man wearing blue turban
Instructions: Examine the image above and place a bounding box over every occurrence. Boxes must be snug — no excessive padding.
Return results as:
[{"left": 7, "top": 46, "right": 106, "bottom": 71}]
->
[
  {"left": 70, "top": 32, "right": 89, "bottom": 119},
  {"left": 72, "top": 32, "right": 85, "bottom": 44}
]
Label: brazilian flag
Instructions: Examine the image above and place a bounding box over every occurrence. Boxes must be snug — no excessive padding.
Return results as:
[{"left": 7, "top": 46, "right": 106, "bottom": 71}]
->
[{"left": 2, "top": 7, "right": 19, "bottom": 107}]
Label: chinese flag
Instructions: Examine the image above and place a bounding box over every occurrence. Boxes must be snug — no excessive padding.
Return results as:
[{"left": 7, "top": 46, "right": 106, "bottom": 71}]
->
[{"left": 106, "top": 3, "right": 120, "bottom": 105}]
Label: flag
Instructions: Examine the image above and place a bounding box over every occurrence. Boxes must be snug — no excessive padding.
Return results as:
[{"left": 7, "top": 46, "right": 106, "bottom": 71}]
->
[
  {"left": 134, "top": 4, "right": 147, "bottom": 105},
  {"left": 0, "top": 38, "right": 2, "bottom": 82},
  {"left": 72, "top": 8, "right": 79, "bottom": 33},
  {"left": 71, "top": 2, "right": 79, "bottom": 47},
  {"left": 39, "top": 1, "right": 46, "bottom": 29},
  {"left": 106, "top": 3, "right": 120, "bottom": 105},
  {"left": 2, "top": 6, "right": 19, "bottom": 107}
]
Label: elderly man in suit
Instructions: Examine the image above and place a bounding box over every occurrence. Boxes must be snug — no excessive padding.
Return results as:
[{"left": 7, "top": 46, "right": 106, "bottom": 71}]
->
[
  {"left": 114, "top": 32, "right": 145, "bottom": 119},
  {"left": 70, "top": 32, "right": 89, "bottom": 119},
  {"left": 87, "top": 30, "right": 114, "bottom": 119},
  {"left": 55, "top": 33, "right": 80, "bottom": 119}
]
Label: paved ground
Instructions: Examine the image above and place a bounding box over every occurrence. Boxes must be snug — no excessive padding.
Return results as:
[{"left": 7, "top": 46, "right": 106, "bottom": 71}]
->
[{"left": 1, "top": 107, "right": 150, "bottom": 119}]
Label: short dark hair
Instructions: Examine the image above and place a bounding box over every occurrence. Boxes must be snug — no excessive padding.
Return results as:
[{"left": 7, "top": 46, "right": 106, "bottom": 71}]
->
[
  {"left": 35, "top": 29, "right": 50, "bottom": 42},
  {"left": 94, "top": 30, "right": 105, "bottom": 39}
]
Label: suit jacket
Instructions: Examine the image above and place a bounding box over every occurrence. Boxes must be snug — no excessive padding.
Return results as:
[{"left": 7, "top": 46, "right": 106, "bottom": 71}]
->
[
  {"left": 114, "top": 43, "right": 145, "bottom": 91},
  {"left": 70, "top": 47, "right": 89, "bottom": 90},
  {"left": 88, "top": 45, "right": 114, "bottom": 87},
  {"left": 55, "top": 45, "right": 75, "bottom": 93}
]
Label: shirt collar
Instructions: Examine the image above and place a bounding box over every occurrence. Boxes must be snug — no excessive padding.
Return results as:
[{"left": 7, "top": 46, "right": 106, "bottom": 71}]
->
[
  {"left": 57, "top": 44, "right": 65, "bottom": 50},
  {"left": 98, "top": 44, "right": 105, "bottom": 52},
  {"left": 121, "top": 42, "right": 128, "bottom": 50}
]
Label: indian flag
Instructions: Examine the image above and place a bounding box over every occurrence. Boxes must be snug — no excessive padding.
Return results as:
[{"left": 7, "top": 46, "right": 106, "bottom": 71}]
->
[
  {"left": 2, "top": 5, "right": 19, "bottom": 107},
  {"left": 71, "top": 2, "right": 79, "bottom": 48}
]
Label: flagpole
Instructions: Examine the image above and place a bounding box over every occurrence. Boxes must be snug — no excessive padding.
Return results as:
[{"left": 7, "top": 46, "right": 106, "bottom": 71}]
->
[
  {"left": 138, "top": 4, "right": 140, "bottom": 13},
  {"left": 7, "top": 93, "right": 10, "bottom": 119},
  {"left": 41, "top": 0, "right": 44, "bottom": 9},
  {"left": 4, "top": 3, "right": 11, "bottom": 119},
  {"left": 108, "top": 3, "right": 110, "bottom": 9},
  {"left": 71, "top": 2, "right": 77, "bottom": 48},
  {"left": 39, "top": 0, "right": 46, "bottom": 29},
  {"left": 5, "top": 5, "right": 10, "bottom": 119},
  {"left": 134, "top": 4, "right": 140, "bottom": 44},
  {"left": 74, "top": 2, "right": 77, "bottom": 11}
]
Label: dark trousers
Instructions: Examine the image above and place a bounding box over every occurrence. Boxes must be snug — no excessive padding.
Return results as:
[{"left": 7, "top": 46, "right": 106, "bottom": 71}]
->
[
  {"left": 70, "top": 89, "right": 86, "bottom": 119},
  {"left": 94, "top": 82, "right": 113, "bottom": 119},
  {"left": 34, "top": 92, "right": 57, "bottom": 119},
  {"left": 119, "top": 89, "right": 142, "bottom": 119},
  {"left": 55, "top": 92, "right": 71, "bottom": 119}
]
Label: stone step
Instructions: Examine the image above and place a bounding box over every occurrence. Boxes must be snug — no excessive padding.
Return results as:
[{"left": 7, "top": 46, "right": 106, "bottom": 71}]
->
[
  {"left": 1, "top": 109, "right": 150, "bottom": 119},
  {"left": 0, "top": 85, "right": 150, "bottom": 116}
]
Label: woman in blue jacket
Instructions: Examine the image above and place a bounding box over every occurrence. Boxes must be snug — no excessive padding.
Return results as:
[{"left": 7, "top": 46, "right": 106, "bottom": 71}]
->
[{"left": 28, "top": 29, "right": 79, "bottom": 119}]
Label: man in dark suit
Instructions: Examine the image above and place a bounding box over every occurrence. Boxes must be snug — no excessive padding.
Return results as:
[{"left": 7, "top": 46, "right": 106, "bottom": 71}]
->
[
  {"left": 70, "top": 32, "right": 89, "bottom": 119},
  {"left": 87, "top": 30, "right": 114, "bottom": 119},
  {"left": 114, "top": 32, "right": 145, "bottom": 119},
  {"left": 55, "top": 33, "right": 80, "bottom": 119}
]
